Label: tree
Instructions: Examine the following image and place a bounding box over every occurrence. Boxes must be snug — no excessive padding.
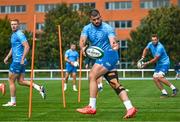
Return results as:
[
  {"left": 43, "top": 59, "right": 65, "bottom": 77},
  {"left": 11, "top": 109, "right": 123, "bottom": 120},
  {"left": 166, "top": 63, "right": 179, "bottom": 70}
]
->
[
  {"left": 0, "top": 16, "right": 11, "bottom": 69},
  {"left": 128, "top": 6, "right": 180, "bottom": 68},
  {"left": 35, "top": 4, "right": 90, "bottom": 68}
]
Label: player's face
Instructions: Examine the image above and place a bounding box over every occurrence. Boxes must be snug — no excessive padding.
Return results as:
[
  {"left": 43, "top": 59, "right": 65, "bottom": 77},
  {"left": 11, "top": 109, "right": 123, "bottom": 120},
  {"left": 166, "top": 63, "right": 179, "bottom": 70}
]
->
[
  {"left": 11, "top": 21, "right": 19, "bottom": 32},
  {"left": 90, "top": 14, "right": 102, "bottom": 27},
  {"left": 71, "top": 45, "right": 76, "bottom": 50},
  {"left": 151, "top": 37, "right": 158, "bottom": 45}
]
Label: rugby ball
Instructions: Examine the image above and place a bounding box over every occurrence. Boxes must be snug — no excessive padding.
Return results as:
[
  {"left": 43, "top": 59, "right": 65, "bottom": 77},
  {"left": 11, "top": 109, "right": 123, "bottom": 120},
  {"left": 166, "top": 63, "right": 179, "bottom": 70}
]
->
[
  {"left": 73, "top": 61, "right": 79, "bottom": 67},
  {"left": 85, "top": 46, "right": 104, "bottom": 59},
  {"left": 137, "top": 60, "right": 144, "bottom": 69}
]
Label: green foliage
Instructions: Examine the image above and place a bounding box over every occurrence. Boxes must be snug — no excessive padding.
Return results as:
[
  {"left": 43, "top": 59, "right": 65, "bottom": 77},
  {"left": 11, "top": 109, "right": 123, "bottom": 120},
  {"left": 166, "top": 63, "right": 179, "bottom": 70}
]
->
[
  {"left": 128, "top": 6, "right": 180, "bottom": 67},
  {"left": 36, "top": 4, "right": 89, "bottom": 68},
  {"left": 0, "top": 16, "right": 11, "bottom": 69}
]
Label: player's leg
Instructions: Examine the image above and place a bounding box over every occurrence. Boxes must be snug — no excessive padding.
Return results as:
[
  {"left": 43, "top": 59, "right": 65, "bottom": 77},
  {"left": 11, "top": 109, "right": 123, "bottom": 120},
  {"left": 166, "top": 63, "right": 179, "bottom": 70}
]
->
[
  {"left": 97, "top": 76, "right": 103, "bottom": 92},
  {"left": 0, "top": 83, "right": 6, "bottom": 95},
  {"left": 158, "top": 76, "right": 178, "bottom": 96},
  {"left": 77, "top": 64, "right": 107, "bottom": 114},
  {"left": 153, "top": 73, "right": 168, "bottom": 98},
  {"left": 64, "top": 72, "right": 70, "bottom": 91},
  {"left": 104, "top": 71, "right": 137, "bottom": 118},
  {"left": 2, "top": 72, "right": 18, "bottom": 106},
  {"left": 17, "top": 73, "right": 46, "bottom": 99},
  {"left": 72, "top": 72, "right": 77, "bottom": 91},
  {"left": 157, "top": 65, "right": 178, "bottom": 96}
]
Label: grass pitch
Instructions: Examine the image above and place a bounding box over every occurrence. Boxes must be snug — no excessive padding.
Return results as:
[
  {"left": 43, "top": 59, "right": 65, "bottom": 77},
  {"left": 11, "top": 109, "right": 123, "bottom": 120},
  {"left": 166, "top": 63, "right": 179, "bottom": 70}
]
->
[{"left": 0, "top": 79, "right": 180, "bottom": 122}]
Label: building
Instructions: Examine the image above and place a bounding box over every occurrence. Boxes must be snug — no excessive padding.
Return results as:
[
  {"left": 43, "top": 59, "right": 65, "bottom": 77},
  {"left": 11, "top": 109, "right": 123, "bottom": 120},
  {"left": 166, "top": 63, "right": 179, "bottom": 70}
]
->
[{"left": 0, "top": 0, "right": 179, "bottom": 68}]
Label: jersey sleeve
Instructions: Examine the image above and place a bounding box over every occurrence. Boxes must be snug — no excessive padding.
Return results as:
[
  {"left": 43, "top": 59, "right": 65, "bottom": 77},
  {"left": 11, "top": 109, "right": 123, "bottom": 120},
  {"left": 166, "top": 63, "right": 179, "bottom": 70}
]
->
[
  {"left": 81, "top": 25, "right": 88, "bottom": 37},
  {"left": 65, "top": 50, "right": 69, "bottom": 58},
  {"left": 107, "top": 25, "right": 115, "bottom": 38},
  {"left": 146, "top": 42, "right": 151, "bottom": 49},
  {"left": 17, "top": 31, "right": 27, "bottom": 43}
]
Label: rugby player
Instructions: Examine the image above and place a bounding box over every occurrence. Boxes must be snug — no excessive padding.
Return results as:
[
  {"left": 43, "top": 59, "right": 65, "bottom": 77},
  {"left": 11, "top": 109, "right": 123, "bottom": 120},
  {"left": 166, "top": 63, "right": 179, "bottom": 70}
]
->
[
  {"left": 76, "top": 9, "right": 137, "bottom": 119},
  {"left": 3, "top": 19, "right": 46, "bottom": 107},
  {"left": 140, "top": 34, "right": 178, "bottom": 98}
]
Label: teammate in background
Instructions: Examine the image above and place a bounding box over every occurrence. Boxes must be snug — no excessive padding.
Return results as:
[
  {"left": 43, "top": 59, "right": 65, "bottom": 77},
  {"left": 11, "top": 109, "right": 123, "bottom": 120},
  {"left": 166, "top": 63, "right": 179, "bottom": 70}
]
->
[
  {"left": 76, "top": 9, "right": 137, "bottom": 119},
  {"left": 140, "top": 34, "right": 178, "bottom": 98},
  {"left": 0, "top": 83, "right": 5, "bottom": 95},
  {"left": 64, "top": 44, "right": 79, "bottom": 91},
  {"left": 84, "top": 57, "right": 103, "bottom": 92},
  {"left": 174, "top": 62, "right": 180, "bottom": 80},
  {"left": 3, "top": 19, "right": 46, "bottom": 107}
]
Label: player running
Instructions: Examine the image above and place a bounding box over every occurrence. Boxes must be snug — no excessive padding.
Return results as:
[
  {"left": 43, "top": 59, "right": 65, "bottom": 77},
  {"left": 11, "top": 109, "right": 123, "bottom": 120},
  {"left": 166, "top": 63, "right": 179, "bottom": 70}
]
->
[
  {"left": 64, "top": 44, "right": 79, "bottom": 91},
  {"left": 140, "top": 34, "right": 178, "bottom": 98},
  {"left": 3, "top": 19, "right": 46, "bottom": 107},
  {"left": 76, "top": 9, "right": 137, "bottom": 119}
]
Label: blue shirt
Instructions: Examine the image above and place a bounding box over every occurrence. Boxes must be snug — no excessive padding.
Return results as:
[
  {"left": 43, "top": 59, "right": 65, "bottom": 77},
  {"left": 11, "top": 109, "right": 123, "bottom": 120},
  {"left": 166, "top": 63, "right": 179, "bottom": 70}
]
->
[
  {"left": 81, "top": 22, "right": 115, "bottom": 51},
  {"left": 146, "top": 42, "right": 170, "bottom": 66},
  {"left": 11, "top": 30, "right": 27, "bottom": 62},
  {"left": 65, "top": 49, "right": 79, "bottom": 64}
]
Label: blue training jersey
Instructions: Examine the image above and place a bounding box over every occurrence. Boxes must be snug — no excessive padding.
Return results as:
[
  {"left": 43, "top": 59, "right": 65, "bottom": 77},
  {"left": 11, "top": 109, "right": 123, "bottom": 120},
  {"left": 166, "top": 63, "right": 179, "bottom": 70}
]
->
[
  {"left": 11, "top": 30, "right": 27, "bottom": 62},
  {"left": 146, "top": 41, "right": 170, "bottom": 66},
  {"left": 81, "top": 22, "right": 115, "bottom": 51},
  {"left": 65, "top": 49, "right": 79, "bottom": 64}
]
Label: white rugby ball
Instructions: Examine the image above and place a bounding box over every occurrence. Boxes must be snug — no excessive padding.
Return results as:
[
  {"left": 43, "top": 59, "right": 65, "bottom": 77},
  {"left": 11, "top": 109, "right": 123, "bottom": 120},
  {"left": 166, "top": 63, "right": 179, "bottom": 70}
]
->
[
  {"left": 137, "top": 61, "right": 144, "bottom": 69},
  {"left": 85, "top": 46, "right": 104, "bottom": 59},
  {"left": 73, "top": 61, "right": 79, "bottom": 67}
]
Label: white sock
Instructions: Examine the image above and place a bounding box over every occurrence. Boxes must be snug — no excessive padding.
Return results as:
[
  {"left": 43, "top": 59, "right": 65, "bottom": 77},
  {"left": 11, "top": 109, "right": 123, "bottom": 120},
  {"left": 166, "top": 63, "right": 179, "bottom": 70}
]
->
[
  {"left": 170, "top": 85, "right": 176, "bottom": 90},
  {"left": 161, "top": 89, "right": 168, "bottom": 94},
  {"left": 11, "top": 97, "right": 16, "bottom": 103},
  {"left": 33, "top": 83, "right": 41, "bottom": 91},
  {"left": 73, "top": 85, "right": 76, "bottom": 88},
  {"left": 98, "top": 83, "right": 103, "bottom": 88},
  {"left": 123, "top": 100, "right": 133, "bottom": 110},
  {"left": 89, "top": 98, "right": 96, "bottom": 109}
]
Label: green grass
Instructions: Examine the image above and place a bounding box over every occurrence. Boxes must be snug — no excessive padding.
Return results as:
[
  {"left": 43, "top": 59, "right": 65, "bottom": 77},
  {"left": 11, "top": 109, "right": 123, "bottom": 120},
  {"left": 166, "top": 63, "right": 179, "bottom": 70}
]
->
[{"left": 0, "top": 79, "right": 180, "bottom": 122}]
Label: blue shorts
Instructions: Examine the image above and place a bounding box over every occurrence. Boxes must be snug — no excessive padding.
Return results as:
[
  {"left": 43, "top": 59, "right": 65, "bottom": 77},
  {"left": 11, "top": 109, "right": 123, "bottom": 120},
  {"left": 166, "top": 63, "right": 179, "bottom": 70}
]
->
[
  {"left": 9, "top": 62, "right": 26, "bottom": 74},
  {"left": 66, "top": 64, "right": 77, "bottom": 73},
  {"left": 155, "top": 64, "right": 169, "bottom": 74},
  {"left": 95, "top": 49, "right": 119, "bottom": 71}
]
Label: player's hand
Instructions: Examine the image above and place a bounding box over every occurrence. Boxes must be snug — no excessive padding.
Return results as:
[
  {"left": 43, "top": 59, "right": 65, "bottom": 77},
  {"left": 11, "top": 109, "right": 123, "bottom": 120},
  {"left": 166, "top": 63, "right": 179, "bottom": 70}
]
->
[
  {"left": 82, "top": 46, "right": 87, "bottom": 56},
  {"left": 138, "top": 57, "right": 144, "bottom": 62},
  {"left": 142, "top": 61, "right": 149, "bottom": 68},
  {"left": 21, "top": 59, "right": 25, "bottom": 65},
  {"left": 70, "top": 61, "right": 74, "bottom": 66},
  {"left": 4, "top": 57, "right": 9, "bottom": 64},
  {"left": 112, "top": 42, "right": 119, "bottom": 50}
]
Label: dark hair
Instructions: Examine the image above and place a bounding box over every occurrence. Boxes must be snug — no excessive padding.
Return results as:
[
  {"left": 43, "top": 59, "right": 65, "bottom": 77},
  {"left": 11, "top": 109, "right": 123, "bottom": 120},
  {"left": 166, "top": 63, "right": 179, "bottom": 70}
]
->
[
  {"left": 89, "top": 9, "right": 100, "bottom": 17},
  {"left": 151, "top": 34, "right": 158, "bottom": 38},
  {"left": 10, "top": 19, "right": 19, "bottom": 24}
]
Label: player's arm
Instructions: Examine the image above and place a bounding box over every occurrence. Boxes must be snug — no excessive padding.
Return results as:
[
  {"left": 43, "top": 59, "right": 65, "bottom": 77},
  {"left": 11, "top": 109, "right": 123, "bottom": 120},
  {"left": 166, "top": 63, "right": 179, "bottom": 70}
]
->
[
  {"left": 65, "top": 56, "right": 73, "bottom": 65},
  {"left": 109, "top": 37, "right": 119, "bottom": 50},
  {"left": 21, "top": 41, "right": 30, "bottom": 65},
  {"left": 80, "top": 36, "right": 87, "bottom": 51},
  {"left": 141, "top": 47, "right": 149, "bottom": 59},
  {"left": 4, "top": 48, "right": 12, "bottom": 64}
]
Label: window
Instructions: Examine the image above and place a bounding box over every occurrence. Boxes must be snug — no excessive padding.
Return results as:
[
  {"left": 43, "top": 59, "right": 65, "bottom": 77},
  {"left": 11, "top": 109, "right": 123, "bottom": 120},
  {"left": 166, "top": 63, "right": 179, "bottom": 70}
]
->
[
  {"left": 118, "top": 40, "right": 130, "bottom": 69},
  {"left": 0, "top": 5, "right": 26, "bottom": 14},
  {"left": 19, "top": 23, "right": 27, "bottom": 30},
  {"left": 35, "top": 4, "right": 57, "bottom": 12},
  {"left": 36, "top": 23, "right": 44, "bottom": 30},
  {"left": 140, "top": 0, "right": 170, "bottom": 9},
  {"left": 107, "top": 21, "right": 132, "bottom": 29},
  {"left": 71, "top": 2, "right": 95, "bottom": 11},
  {"left": 105, "top": 1, "right": 132, "bottom": 10}
]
